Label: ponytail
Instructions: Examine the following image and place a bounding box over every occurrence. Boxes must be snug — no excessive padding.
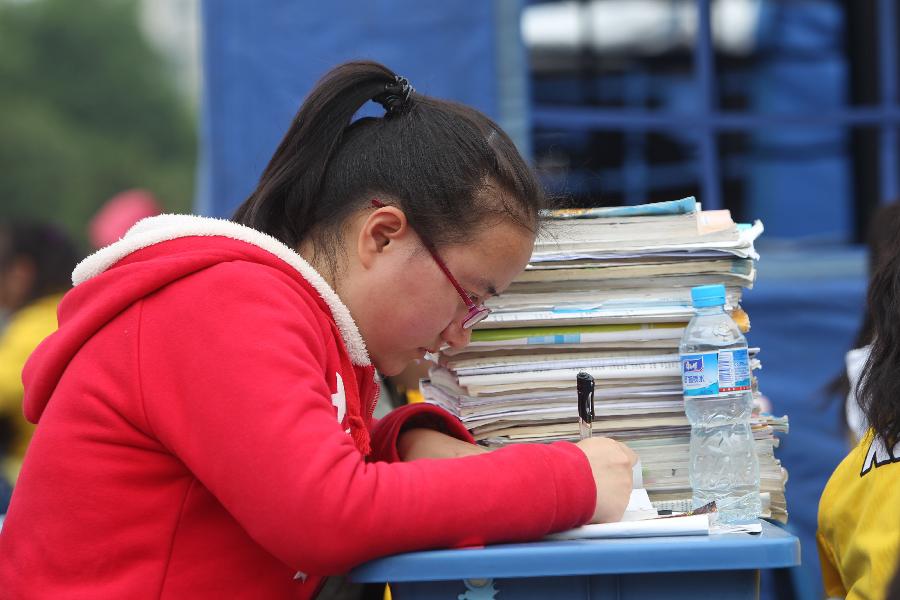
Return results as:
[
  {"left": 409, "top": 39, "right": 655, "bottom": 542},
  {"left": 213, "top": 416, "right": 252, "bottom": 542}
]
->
[
  {"left": 234, "top": 62, "right": 399, "bottom": 246},
  {"left": 234, "top": 60, "right": 546, "bottom": 272}
]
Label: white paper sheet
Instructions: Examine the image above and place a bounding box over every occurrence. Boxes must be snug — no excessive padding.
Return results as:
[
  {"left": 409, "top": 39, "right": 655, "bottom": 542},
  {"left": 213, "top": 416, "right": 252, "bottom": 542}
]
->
[{"left": 546, "top": 514, "right": 710, "bottom": 540}]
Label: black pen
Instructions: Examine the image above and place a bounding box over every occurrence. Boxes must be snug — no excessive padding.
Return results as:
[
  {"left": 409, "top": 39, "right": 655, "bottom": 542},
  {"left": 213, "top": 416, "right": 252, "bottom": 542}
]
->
[{"left": 576, "top": 371, "right": 594, "bottom": 440}]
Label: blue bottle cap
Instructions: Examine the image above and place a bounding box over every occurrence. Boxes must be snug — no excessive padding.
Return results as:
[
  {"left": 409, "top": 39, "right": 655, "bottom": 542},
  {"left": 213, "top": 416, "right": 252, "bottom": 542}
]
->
[{"left": 691, "top": 284, "right": 726, "bottom": 308}]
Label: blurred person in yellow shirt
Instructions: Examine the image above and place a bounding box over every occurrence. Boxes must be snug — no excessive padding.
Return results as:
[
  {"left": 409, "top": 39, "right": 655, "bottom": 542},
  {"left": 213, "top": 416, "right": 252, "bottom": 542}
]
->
[
  {"left": 817, "top": 226, "right": 900, "bottom": 600},
  {"left": 0, "top": 222, "right": 80, "bottom": 485}
]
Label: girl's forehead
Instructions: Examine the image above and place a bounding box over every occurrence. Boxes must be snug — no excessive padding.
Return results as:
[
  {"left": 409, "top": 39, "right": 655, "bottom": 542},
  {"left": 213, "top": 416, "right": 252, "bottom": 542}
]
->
[
  {"left": 445, "top": 224, "right": 535, "bottom": 282},
  {"left": 469, "top": 220, "right": 536, "bottom": 252}
]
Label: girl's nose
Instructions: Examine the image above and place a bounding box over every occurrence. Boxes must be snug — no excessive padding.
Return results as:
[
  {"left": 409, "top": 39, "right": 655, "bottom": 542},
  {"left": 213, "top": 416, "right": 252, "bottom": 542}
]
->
[{"left": 441, "top": 319, "right": 472, "bottom": 350}]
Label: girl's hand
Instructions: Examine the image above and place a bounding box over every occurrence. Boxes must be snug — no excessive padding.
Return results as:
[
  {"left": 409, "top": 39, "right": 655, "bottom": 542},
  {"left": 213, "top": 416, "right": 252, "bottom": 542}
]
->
[
  {"left": 574, "top": 437, "right": 638, "bottom": 523},
  {"left": 397, "top": 428, "right": 490, "bottom": 461}
]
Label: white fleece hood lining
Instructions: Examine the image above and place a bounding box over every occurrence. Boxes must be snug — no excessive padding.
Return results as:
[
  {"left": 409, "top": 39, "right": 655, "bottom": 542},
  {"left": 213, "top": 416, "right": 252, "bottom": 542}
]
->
[{"left": 72, "top": 214, "right": 371, "bottom": 366}]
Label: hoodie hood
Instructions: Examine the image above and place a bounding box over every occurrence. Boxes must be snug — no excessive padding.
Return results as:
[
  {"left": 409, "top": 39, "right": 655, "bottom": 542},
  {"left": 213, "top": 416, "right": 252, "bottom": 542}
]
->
[{"left": 23, "top": 214, "right": 370, "bottom": 423}]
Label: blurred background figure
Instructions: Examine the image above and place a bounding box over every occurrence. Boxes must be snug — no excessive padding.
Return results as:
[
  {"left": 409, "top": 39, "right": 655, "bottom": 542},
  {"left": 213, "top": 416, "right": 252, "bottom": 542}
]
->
[
  {"left": 0, "top": 0, "right": 196, "bottom": 516},
  {"left": 0, "top": 222, "right": 81, "bottom": 491},
  {"left": 828, "top": 200, "right": 900, "bottom": 444},
  {"left": 89, "top": 189, "right": 162, "bottom": 249}
]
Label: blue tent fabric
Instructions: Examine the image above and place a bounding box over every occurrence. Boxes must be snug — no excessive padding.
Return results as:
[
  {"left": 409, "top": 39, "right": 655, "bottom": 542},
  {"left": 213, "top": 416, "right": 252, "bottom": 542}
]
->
[{"left": 198, "top": 1, "right": 509, "bottom": 218}]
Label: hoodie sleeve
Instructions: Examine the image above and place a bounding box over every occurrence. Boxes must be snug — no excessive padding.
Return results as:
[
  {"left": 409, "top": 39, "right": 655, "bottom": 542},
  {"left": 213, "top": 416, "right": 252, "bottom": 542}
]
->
[
  {"left": 138, "top": 262, "right": 595, "bottom": 576},
  {"left": 368, "top": 403, "right": 476, "bottom": 463}
]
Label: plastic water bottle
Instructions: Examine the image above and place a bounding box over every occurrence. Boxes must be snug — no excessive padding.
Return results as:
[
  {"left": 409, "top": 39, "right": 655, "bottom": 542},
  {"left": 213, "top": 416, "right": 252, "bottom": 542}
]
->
[{"left": 679, "top": 284, "right": 761, "bottom": 524}]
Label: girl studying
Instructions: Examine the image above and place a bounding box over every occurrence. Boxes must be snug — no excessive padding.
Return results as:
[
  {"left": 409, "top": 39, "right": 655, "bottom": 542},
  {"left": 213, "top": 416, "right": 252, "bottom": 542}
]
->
[{"left": 0, "top": 61, "right": 636, "bottom": 599}]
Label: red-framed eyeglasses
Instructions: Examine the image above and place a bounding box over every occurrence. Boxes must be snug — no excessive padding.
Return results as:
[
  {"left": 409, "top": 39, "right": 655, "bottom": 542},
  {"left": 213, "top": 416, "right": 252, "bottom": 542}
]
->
[{"left": 371, "top": 199, "right": 491, "bottom": 329}]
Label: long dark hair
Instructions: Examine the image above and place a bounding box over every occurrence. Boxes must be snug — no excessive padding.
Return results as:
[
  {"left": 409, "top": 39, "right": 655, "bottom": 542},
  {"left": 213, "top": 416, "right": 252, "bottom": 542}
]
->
[
  {"left": 856, "top": 221, "right": 900, "bottom": 447},
  {"left": 826, "top": 202, "right": 900, "bottom": 421},
  {"left": 233, "top": 60, "right": 545, "bottom": 273}
]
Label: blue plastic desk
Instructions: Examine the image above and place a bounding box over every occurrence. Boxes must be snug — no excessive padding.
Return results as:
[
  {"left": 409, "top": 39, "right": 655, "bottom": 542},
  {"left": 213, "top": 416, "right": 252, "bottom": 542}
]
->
[{"left": 350, "top": 520, "right": 800, "bottom": 599}]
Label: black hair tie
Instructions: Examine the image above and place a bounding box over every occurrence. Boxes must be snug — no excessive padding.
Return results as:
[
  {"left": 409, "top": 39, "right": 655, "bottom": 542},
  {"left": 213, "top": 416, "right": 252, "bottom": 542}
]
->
[{"left": 374, "top": 75, "right": 414, "bottom": 116}]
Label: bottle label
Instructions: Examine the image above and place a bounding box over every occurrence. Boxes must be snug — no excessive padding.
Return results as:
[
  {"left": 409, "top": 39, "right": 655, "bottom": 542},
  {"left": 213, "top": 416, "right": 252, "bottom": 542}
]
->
[{"left": 681, "top": 348, "right": 751, "bottom": 398}]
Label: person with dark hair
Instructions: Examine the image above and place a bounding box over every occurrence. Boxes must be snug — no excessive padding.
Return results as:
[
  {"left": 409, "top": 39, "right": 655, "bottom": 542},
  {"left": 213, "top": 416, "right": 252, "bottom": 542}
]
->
[
  {"left": 0, "top": 221, "right": 80, "bottom": 488},
  {"left": 0, "top": 61, "right": 636, "bottom": 598},
  {"left": 817, "top": 217, "right": 900, "bottom": 600},
  {"left": 828, "top": 201, "right": 900, "bottom": 442}
]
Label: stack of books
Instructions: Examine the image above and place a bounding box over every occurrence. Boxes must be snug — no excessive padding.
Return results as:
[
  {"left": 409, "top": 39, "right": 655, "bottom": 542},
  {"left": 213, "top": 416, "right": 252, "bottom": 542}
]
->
[{"left": 423, "top": 197, "right": 789, "bottom": 522}]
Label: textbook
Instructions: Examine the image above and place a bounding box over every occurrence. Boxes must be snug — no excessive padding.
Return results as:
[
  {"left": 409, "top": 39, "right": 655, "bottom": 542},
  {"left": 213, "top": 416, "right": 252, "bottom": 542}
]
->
[
  {"left": 423, "top": 199, "right": 789, "bottom": 523},
  {"left": 530, "top": 220, "right": 763, "bottom": 262},
  {"left": 545, "top": 196, "right": 697, "bottom": 219}
]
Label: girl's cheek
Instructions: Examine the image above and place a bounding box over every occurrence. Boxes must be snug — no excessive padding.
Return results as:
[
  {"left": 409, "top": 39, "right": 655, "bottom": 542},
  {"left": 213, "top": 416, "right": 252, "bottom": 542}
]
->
[{"left": 414, "top": 292, "right": 456, "bottom": 325}]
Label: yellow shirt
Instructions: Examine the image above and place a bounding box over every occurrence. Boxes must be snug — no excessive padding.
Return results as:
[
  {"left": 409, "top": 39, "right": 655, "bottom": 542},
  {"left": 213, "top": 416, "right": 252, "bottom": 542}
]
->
[
  {"left": 0, "top": 293, "right": 63, "bottom": 483},
  {"left": 817, "top": 431, "right": 900, "bottom": 600}
]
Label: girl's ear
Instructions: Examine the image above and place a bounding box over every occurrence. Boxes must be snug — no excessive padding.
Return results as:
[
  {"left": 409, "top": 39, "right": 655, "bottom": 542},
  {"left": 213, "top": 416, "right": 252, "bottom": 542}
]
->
[{"left": 356, "top": 205, "right": 412, "bottom": 269}]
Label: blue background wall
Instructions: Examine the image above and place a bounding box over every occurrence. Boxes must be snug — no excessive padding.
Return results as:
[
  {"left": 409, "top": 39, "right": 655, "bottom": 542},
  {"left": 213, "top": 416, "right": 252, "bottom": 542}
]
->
[{"left": 198, "top": 1, "right": 527, "bottom": 218}]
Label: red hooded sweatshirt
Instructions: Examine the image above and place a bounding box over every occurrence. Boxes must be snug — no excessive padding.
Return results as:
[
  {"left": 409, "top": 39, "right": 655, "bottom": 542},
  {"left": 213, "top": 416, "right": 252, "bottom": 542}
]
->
[{"left": 0, "top": 215, "right": 595, "bottom": 599}]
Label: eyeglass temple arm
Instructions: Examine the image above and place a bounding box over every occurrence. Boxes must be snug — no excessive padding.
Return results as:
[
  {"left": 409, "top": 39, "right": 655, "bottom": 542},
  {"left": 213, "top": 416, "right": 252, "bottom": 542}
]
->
[{"left": 424, "top": 246, "right": 478, "bottom": 310}]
